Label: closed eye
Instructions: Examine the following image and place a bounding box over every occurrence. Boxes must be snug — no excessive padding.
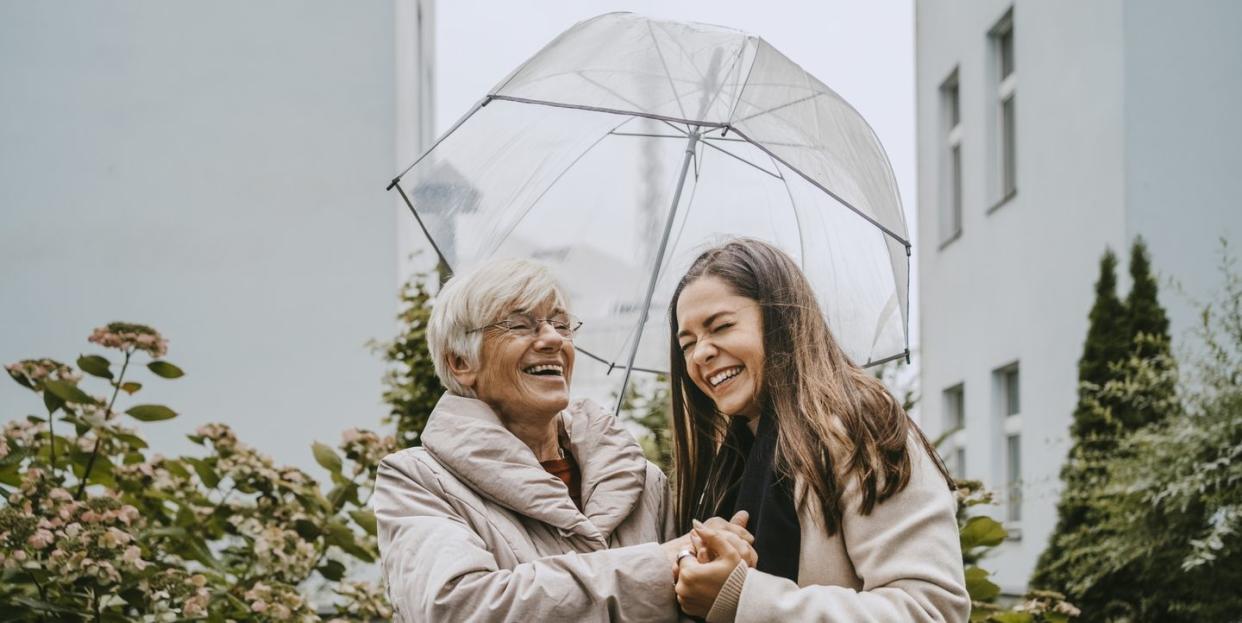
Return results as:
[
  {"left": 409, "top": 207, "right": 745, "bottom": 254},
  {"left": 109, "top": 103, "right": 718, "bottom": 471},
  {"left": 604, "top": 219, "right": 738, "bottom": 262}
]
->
[
  {"left": 711, "top": 322, "right": 734, "bottom": 333},
  {"left": 679, "top": 340, "right": 695, "bottom": 354}
]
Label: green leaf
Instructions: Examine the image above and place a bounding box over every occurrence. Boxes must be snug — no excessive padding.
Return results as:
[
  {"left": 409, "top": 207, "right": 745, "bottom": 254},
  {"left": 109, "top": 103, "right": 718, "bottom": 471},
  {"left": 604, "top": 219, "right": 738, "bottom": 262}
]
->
[
  {"left": 965, "top": 566, "right": 1001, "bottom": 602},
  {"left": 77, "top": 354, "right": 113, "bottom": 379},
  {"left": 43, "top": 379, "right": 97, "bottom": 405},
  {"left": 313, "top": 442, "right": 342, "bottom": 473},
  {"left": 0, "top": 447, "right": 27, "bottom": 468},
  {"left": 326, "top": 521, "right": 376, "bottom": 562},
  {"left": 11, "top": 596, "right": 91, "bottom": 616},
  {"left": 7, "top": 367, "right": 34, "bottom": 390},
  {"left": 114, "top": 431, "right": 149, "bottom": 450},
  {"left": 185, "top": 457, "right": 220, "bottom": 488},
  {"left": 147, "top": 360, "right": 184, "bottom": 379},
  {"left": 126, "top": 404, "right": 177, "bottom": 422},
  {"left": 146, "top": 526, "right": 188, "bottom": 539},
  {"left": 961, "top": 515, "right": 1007, "bottom": 550},
  {"left": 0, "top": 464, "right": 22, "bottom": 486},
  {"left": 327, "top": 482, "right": 360, "bottom": 511},
  {"left": 1044, "top": 613, "right": 1070, "bottom": 623},
  {"left": 43, "top": 390, "right": 64, "bottom": 414},
  {"left": 84, "top": 453, "right": 117, "bottom": 488},
  {"left": 294, "top": 518, "right": 322, "bottom": 540},
  {"left": 119, "top": 381, "right": 142, "bottom": 395},
  {"left": 350, "top": 509, "right": 378, "bottom": 536},
  {"left": 178, "top": 536, "right": 222, "bottom": 571},
  {"left": 162, "top": 459, "right": 191, "bottom": 480},
  {"left": 318, "top": 559, "right": 347, "bottom": 581}
]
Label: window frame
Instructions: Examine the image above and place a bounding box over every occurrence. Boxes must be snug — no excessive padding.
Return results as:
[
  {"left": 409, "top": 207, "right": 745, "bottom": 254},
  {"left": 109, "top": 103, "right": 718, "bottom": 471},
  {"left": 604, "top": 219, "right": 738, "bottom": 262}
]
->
[
  {"left": 993, "top": 361, "right": 1022, "bottom": 538},
  {"left": 987, "top": 9, "right": 1018, "bottom": 213},
  {"left": 942, "top": 383, "right": 967, "bottom": 478},
  {"left": 939, "top": 69, "right": 964, "bottom": 248}
]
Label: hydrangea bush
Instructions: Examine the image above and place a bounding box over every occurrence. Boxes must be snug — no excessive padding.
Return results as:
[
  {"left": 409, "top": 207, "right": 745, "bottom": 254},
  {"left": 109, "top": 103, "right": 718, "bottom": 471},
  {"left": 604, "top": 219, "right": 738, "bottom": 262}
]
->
[{"left": 1, "top": 322, "right": 396, "bottom": 621}]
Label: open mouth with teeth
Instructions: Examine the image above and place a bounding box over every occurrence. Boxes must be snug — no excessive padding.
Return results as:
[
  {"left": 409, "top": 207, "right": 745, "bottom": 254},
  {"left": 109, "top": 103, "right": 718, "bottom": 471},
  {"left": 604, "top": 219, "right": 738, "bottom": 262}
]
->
[
  {"left": 523, "top": 363, "right": 564, "bottom": 377},
  {"left": 708, "top": 366, "right": 744, "bottom": 389}
]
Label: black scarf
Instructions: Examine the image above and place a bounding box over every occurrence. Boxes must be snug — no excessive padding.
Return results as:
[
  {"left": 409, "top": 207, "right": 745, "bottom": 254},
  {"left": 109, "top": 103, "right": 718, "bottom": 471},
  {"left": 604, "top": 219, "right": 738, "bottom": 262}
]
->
[{"left": 710, "top": 414, "right": 801, "bottom": 582}]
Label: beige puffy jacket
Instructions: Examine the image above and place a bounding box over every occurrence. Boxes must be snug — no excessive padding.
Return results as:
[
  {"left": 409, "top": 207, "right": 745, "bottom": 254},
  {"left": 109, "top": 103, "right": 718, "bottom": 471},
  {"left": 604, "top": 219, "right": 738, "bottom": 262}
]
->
[
  {"left": 705, "top": 436, "right": 971, "bottom": 623},
  {"left": 374, "top": 394, "right": 679, "bottom": 622}
]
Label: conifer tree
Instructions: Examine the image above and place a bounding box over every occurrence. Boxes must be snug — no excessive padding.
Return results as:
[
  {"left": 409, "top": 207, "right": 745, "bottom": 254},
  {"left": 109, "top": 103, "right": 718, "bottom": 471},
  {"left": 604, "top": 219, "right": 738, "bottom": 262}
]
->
[
  {"left": 1122, "top": 237, "right": 1176, "bottom": 429},
  {"left": 1033, "top": 242, "right": 1179, "bottom": 617},
  {"left": 1031, "top": 249, "right": 1128, "bottom": 593},
  {"left": 1124, "top": 237, "right": 1170, "bottom": 353}
]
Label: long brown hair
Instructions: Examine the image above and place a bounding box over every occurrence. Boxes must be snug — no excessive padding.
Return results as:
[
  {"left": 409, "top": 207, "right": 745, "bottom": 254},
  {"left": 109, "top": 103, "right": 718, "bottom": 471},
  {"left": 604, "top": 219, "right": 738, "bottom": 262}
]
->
[{"left": 669, "top": 239, "right": 952, "bottom": 535}]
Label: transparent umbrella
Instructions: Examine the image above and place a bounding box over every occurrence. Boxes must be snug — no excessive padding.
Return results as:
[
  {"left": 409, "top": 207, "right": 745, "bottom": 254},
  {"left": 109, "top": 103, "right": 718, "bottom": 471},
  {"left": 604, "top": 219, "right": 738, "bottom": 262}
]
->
[{"left": 389, "top": 12, "right": 911, "bottom": 408}]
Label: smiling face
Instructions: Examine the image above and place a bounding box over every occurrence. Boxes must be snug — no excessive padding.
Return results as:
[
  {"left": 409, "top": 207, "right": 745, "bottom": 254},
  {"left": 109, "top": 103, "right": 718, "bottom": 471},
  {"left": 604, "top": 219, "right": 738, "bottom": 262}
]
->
[
  {"left": 450, "top": 297, "right": 576, "bottom": 420},
  {"left": 676, "top": 276, "right": 765, "bottom": 419}
]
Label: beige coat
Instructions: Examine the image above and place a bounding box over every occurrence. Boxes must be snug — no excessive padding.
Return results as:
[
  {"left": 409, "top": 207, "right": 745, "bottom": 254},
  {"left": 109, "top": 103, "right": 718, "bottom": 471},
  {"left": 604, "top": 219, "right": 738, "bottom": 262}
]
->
[
  {"left": 374, "top": 394, "right": 678, "bottom": 622},
  {"left": 706, "top": 438, "right": 971, "bottom": 623}
]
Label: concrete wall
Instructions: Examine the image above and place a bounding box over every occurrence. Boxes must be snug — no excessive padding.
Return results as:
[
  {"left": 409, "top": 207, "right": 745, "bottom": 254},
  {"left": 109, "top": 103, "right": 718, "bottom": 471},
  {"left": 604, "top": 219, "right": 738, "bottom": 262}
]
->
[
  {"left": 0, "top": 2, "right": 420, "bottom": 473},
  {"left": 916, "top": 0, "right": 1127, "bottom": 593},
  {"left": 1122, "top": 0, "right": 1242, "bottom": 344}
]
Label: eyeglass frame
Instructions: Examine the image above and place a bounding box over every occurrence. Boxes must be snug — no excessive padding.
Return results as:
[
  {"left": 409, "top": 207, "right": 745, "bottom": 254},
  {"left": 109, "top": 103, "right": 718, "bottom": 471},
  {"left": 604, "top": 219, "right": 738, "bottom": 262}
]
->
[{"left": 466, "top": 311, "right": 584, "bottom": 339}]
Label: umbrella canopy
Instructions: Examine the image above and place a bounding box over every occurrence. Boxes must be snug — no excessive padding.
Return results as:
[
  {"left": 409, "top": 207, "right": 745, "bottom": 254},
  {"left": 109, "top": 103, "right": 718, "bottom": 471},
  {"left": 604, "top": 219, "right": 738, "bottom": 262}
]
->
[{"left": 390, "top": 12, "right": 910, "bottom": 383}]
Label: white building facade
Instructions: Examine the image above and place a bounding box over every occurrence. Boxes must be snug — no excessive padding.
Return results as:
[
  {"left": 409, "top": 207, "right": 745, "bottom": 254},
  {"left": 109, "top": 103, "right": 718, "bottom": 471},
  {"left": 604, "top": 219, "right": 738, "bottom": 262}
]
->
[
  {"left": 915, "top": 0, "right": 1242, "bottom": 594},
  {"left": 0, "top": 1, "right": 435, "bottom": 472}
]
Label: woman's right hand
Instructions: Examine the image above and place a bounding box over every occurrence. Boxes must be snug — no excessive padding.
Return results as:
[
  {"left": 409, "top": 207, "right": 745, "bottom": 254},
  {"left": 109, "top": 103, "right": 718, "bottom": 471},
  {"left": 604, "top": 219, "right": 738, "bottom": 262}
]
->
[
  {"left": 690, "top": 511, "right": 755, "bottom": 565},
  {"left": 661, "top": 510, "right": 754, "bottom": 575},
  {"left": 675, "top": 524, "right": 752, "bottom": 617}
]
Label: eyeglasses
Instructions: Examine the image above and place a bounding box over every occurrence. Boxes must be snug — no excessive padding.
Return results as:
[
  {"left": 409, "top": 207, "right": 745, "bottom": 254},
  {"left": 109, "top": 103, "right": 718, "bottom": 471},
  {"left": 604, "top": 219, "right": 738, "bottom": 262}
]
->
[{"left": 467, "top": 312, "right": 583, "bottom": 339}]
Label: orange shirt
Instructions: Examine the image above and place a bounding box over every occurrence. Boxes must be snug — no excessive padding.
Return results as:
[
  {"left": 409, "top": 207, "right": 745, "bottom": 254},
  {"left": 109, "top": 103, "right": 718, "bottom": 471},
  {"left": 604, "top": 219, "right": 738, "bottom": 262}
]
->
[{"left": 540, "top": 452, "right": 583, "bottom": 513}]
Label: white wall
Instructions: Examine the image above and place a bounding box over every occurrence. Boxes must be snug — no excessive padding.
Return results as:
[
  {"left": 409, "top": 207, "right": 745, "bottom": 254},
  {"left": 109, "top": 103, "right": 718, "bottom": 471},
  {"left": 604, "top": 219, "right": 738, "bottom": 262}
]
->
[
  {"left": 0, "top": 2, "right": 418, "bottom": 474},
  {"left": 1122, "top": 0, "right": 1242, "bottom": 345},
  {"left": 916, "top": 0, "right": 1128, "bottom": 593},
  {"left": 919, "top": 0, "right": 1242, "bottom": 595}
]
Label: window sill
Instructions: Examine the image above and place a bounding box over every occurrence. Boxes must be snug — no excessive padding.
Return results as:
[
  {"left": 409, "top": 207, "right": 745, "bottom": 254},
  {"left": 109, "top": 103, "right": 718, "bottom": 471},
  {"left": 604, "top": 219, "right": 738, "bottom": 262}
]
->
[
  {"left": 987, "top": 189, "right": 1017, "bottom": 214},
  {"left": 938, "top": 230, "right": 963, "bottom": 251},
  {"left": 1004, "top": 524, "right": 1023, "bottom": 541}
]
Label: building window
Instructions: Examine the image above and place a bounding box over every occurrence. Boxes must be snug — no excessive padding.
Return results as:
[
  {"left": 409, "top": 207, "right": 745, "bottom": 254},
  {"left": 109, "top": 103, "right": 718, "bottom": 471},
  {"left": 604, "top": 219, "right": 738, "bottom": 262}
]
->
[
  {"left": 942, "top": 383, "right": 966, "bottom": 478},
  {"left": 994, "top": 363, "right": 1022, "bottom": 533},
  {"left": 989, "top": 10, "right": 1017, "bottom": 208},
  {"left": 939, "top": 70, "right": 963, "bottom": 246}
]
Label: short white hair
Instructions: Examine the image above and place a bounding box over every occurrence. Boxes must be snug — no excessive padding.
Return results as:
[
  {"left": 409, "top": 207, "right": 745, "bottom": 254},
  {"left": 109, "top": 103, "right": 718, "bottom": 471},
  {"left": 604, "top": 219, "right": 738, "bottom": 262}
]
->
[{"left": 428, "top": 258, "right": 568, "bottom": 396}]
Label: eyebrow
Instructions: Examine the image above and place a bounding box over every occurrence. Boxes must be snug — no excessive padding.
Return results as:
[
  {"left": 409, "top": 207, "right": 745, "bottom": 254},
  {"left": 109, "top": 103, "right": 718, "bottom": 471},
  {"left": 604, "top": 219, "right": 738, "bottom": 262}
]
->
[
  {"left": 677, "top": 310, "right": 735, "bottom": 339},
  {"left": 511, "top": 305, "right": 567, "bottom": 315}
]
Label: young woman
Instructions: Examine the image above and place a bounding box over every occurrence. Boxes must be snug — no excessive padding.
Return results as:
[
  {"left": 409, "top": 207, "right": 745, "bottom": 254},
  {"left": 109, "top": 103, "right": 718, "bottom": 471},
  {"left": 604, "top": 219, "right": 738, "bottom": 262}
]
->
[{"left": 668, "top": 239, "right": 970, "bottom": 622}]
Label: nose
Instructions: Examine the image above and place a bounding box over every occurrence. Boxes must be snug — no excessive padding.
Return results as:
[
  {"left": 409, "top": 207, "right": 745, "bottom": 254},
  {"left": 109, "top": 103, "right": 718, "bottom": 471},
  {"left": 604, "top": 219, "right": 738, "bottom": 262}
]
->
[
  {"left": 532, "top": 321, "right": 565, "bottom": 351},
  {"left": 690, "top": 338, "right": 716, "bottom": 366}
]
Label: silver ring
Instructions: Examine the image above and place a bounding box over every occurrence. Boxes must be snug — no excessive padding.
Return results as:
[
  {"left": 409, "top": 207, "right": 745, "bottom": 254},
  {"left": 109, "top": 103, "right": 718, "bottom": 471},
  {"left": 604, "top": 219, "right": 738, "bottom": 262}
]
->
[{"left": 676, "top": 548, "right": 695, "bottom": 565}]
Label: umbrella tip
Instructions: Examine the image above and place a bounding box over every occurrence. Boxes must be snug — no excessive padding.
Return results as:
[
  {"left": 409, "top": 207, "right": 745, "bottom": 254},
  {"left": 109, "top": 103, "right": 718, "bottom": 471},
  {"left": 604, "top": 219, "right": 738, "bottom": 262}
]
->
[{"left": 386, "top": 177, "right": 400, "bottom": 191}]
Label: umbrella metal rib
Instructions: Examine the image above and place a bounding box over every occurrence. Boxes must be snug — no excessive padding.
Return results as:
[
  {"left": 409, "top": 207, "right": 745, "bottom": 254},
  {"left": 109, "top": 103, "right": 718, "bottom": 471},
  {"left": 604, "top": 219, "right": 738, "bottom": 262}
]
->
[{"left": 613, "top": 127, "right": 701, "bottom": 417}]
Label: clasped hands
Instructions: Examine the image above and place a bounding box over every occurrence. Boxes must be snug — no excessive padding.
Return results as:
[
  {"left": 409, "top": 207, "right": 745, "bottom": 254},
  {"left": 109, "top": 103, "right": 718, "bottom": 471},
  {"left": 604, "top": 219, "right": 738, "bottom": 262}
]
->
[{"left": 660, "top": 511, "right": 757, "bottom": 618}]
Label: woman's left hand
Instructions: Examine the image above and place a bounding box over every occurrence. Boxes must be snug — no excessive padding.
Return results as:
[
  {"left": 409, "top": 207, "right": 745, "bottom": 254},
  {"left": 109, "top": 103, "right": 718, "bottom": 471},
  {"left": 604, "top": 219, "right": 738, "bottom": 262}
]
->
[{"left": 675, "top": 524, "right": 750, "bottom": 617}]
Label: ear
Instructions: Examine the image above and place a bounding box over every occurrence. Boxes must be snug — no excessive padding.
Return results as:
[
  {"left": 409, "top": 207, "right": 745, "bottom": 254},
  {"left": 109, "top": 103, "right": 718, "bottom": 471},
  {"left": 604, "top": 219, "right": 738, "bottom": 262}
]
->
[{"left": 446, "top": 352, "right": 479, "bottom": 391}]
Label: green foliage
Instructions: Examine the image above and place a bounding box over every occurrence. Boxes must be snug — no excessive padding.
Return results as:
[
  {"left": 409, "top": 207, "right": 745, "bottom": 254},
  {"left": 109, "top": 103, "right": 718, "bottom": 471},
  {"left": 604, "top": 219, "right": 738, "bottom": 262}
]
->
[
  {"left": 374, "top": 271, "right": 443, "bottom": 448},
  {"left": 1040, "top": 244, "right": 1242, "bottom": 622},
  {"left": 1033, "top": 240, "right": 1178, "bottom": 604},
  {"left": 1, "top": 324, "right": 396, "bottom": 621},
  {"left": 616, "top": 376, "right": 673, "bottom": 475},
  {"left": 1124, "top": 237, "right": 1171, "bottom": 361},
  {"left": 950, "top": 480, "right": 1079, "bottom": 622}
]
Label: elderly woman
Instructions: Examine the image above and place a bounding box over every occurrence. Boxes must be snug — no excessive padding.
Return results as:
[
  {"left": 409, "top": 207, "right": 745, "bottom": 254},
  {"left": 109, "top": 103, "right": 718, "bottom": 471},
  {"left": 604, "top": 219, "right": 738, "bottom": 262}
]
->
[{"left": 374, "top": 258, "right": 751, "bottom": 622}]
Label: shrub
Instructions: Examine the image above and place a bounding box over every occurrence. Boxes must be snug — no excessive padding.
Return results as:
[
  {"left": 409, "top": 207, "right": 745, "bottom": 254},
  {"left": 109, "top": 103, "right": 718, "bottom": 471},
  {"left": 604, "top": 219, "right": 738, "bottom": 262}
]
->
[{"left": 1, "top": 322, "right": 395, "bottom": 621}]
